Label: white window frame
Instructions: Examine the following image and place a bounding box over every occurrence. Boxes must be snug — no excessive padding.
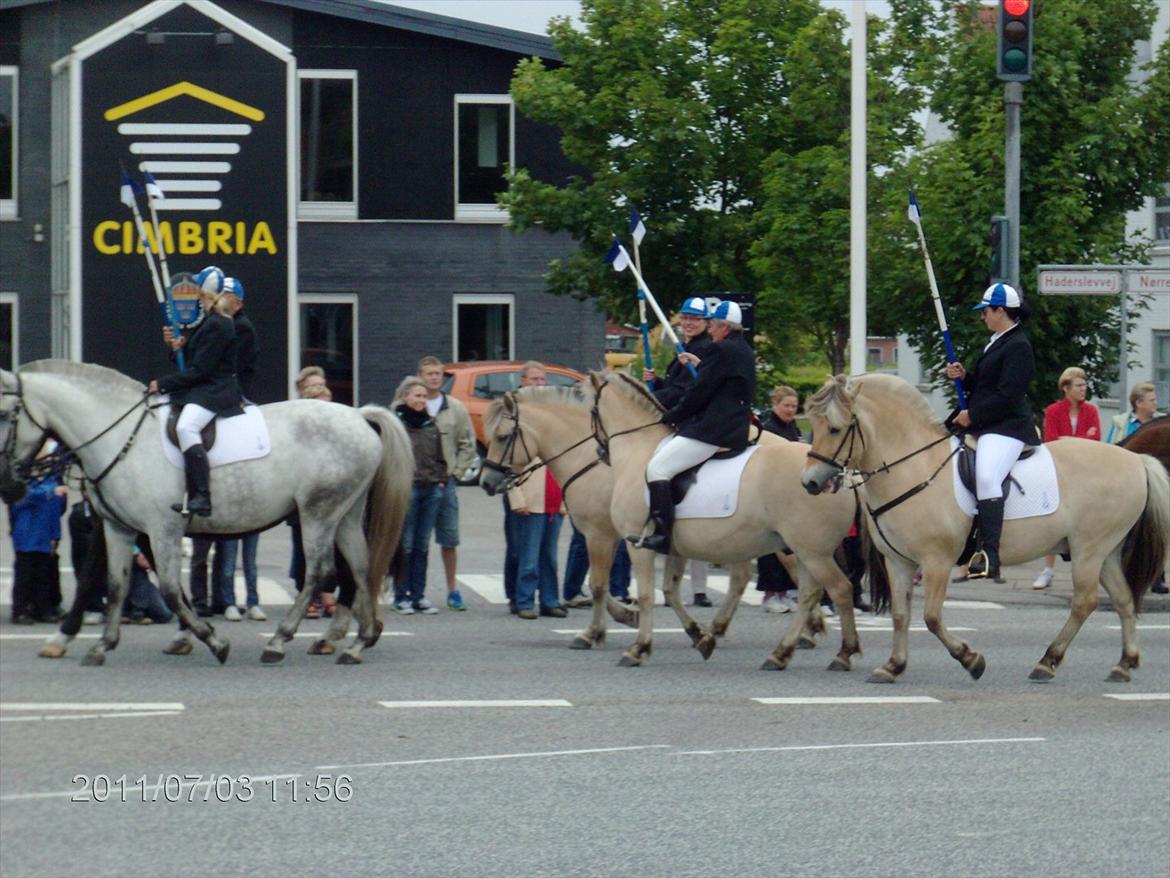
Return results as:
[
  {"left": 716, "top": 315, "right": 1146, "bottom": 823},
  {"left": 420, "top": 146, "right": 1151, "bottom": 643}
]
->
[
  {"left": 0, "top": 292, "right": 18, "bottom": 368},
  {"left": 297, "top": 292, "right": 359, "bottom": 403},
  {"left": 297, "top": 70, "right": 358, "bottom": 221},
  {"left": 1153, "top": 329, "right": 1169, "bottom": 408},
  {"left": 454, "top": 94, "right": 514, "bottom": 223},
  {"left": 452, "top": 293, "right": 515, "bottom": 362},
  {"left": 0, "top": 66, "right": 18, "bottom": 220}
]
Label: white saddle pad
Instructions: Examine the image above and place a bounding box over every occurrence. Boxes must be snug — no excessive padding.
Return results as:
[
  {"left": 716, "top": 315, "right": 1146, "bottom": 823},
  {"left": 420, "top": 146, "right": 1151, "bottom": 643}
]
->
[
  {"left": 643, "top": 441, "right": 761, "bottom": 519},
  {"left": 950, "top": 437, "right": 1059, "bottom": 520},
  {"left": 159, "top": 401, "right": 272, "bottom": 470}
]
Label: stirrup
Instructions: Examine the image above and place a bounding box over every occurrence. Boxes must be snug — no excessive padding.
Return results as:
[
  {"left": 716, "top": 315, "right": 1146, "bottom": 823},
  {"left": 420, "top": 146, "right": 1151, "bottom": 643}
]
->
[{"left": 966, "top": 550, "right": 991, "bottom": 579}]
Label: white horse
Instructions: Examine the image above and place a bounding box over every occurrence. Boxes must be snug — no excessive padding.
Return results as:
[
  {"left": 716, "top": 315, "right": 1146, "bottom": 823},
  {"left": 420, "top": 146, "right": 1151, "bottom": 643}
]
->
[{"left": 0, "top": 361, "right": 413, "bottom": 666}]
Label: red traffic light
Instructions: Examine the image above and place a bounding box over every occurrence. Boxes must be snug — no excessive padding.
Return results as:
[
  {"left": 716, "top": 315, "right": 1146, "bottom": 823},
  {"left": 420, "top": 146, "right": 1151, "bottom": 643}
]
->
[{"left": 1004, "top": 0, "right": 1030, "bottom": 15}]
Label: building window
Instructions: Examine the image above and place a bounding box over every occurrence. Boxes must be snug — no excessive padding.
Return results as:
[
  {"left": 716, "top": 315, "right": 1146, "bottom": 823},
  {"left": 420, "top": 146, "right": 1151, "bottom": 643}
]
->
[
  {"left": 0, "top": 67, "right": 17, "bottom": 220},
  {"left": 1155, "top": 182, "right": 1169, "bottom": 243},
  {"left": 299, "top": 294, "right": 357, "bottom": 405},
  {"left": 299, "top": 71, "right": 357, "bottom": 220},
  {"left": 1154, "top": 330, "right": 1169, "bottom": 407},
  {"left": 0, "top": 293, "right": 16, "bottom": 369},
  {"left": 453, "top": 294, "right": 513, "bottom": 361},
  {"left": 455, "top": 95, "right": 513, "bottom": 222}
]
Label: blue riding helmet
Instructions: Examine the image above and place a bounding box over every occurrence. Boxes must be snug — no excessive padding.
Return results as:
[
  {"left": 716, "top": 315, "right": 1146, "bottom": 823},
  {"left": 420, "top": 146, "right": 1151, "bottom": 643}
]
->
[
  {"left": 679, "top": 296, "right": 710, "bottom": 318},
  {"left": 194, "top": 265, "right": 225, "bottom": 294},
  {"left": 222, "top": 277, "right": 244, "bottom": 300}
]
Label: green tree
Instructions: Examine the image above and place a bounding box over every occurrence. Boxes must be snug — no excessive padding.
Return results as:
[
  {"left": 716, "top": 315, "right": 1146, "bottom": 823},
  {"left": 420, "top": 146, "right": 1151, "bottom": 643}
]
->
[{"left": 872, "top": 0, "right": 1170, "bottom": 404}]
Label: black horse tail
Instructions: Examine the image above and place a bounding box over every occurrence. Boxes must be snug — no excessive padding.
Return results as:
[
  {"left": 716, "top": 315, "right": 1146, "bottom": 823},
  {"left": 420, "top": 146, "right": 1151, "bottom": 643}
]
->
[
  {"left": 1121, "top": 455, "right": 1170, "bottom": 615},
  {"left": 858, "top": 510, "right": 891, "bottom": 615}
]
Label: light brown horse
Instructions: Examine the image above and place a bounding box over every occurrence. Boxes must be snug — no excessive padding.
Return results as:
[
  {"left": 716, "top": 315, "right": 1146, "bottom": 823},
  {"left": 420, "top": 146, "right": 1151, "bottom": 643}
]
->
[
  {"left": 801, "top": 373, "right": 1170, "bottom": 683},
  {"left": 563, "top": 371, "right": 863, "bottom": 668},
  {"left": 1119, "top": 414, "right": 1170, "bottom": 473},
  {"left": 480, "top": 383, "right": 833, "bottom": 663}
]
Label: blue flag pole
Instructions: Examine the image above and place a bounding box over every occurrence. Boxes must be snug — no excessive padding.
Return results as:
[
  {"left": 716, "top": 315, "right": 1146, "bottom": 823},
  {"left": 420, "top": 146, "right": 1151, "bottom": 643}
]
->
[
  {"left": 628, "top": 208, "right": 655, "bottom": 388},
  {"left": 607, "top": 239, "right": 696, "bottom": 379},
  {"left": 908, "top": 189, "right": 965, "bottom": 408}
]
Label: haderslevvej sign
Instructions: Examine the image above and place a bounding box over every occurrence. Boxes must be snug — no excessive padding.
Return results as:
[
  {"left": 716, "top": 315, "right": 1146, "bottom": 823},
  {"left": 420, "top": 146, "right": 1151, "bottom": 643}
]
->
[{"left": 80, "top": 2, "right": 289, "bottom": 402}]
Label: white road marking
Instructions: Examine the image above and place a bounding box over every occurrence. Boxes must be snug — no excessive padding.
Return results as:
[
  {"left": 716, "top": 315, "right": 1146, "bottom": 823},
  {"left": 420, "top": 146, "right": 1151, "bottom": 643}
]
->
[
  {"left": 0, "top": 702, "right": 184, "bottom": 711},
  {"left": 455, "top": 574, "right": 509, "bottom": 604},
  {"left": 552, "top": 628, "right": 686, "bottom": 635},
  {"left": 0, "top": 711, "right": 183, "bottom": 723},
  {"left": 675, "top": 736, "right": 1045, "bottom": 756},
  {"left": 1106, "top": 624, "right": 1170, "bottom": 630},
  {"left": 257, "top": 631, "right": 413, "bottom": 638},
  {"left": 941, "top": 599, "right": 1004, "bottom": 610},
  {"left": 0, "top": 633, "right": 100, "bottom": 640},
  {"left": 826, "top": 625, "right": 977, "bottom": 632},
  {"left": 1103, "top": 693, "right": 1170, "bottom": 701},
  {"left": 704, "top": 576, "right": 763, "bottom": 606},
  {"left": 0, "top": 773, "right": 299, "bottom": 803},
  {"left": 376, "top": 707, "right": 573, "bottom": 711},
  {"left": 752, "top": 696, "right": 940, "bottom": 705},
  {"left": 316, "top": 744, "right": 671, "bottom": 771}
]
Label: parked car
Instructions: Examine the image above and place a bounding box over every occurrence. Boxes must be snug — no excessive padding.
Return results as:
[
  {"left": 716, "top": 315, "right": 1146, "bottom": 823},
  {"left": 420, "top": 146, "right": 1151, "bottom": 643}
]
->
[{"left": 441, "top": 360, "right": 586, "bottom": 483}]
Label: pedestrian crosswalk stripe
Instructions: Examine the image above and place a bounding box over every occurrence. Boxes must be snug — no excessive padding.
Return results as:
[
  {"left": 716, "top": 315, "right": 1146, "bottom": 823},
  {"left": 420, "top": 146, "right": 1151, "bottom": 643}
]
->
[
  {"left": 378, "top": 699, "right": 572, "bottom": 708},
  {"left": 753, "top": 696, "right": 940, "bottom": 705},
  {"left": 1103, "top": 693, "right": 1169, "bottom": 701},
  {"left": 455, "top": 574, "right": 509, "bottom": 604},
  {"left": 941, "top": 599, "right": 1004, "bottom": 610}
]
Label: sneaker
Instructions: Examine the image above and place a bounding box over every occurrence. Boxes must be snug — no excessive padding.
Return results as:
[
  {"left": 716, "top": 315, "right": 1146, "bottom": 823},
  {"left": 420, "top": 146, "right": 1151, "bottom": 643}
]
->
[
  {"left": 539, "top": 605, "right": 568, "bottom": 618},
  {"left": 692, "top": 593, "right": 713, "bottom": 608},
  {"left": 564, "top": 594, "right": 593, "bottom": 608},
  {"left": 130, "top": 615, "right": 153, "bottom": 625},
  {"left": 446, "top": 591, "right": 467, "bottom": 611},
  {"left": 1032, "top": 568, "right": 1054, "bottom": 590},
  {"left": 517, "top": 608, "right": 538, "bottom": 620},
  {"left": 223, "top": 605, "right": 243, "bottom": 622},
  {"left": 762, "top": 594, "right": 790, "bottom": 614},
  {"left": 392, "top": 600, "right": 415, "bottom": 615},
  {"left": 82, "top": 611, "right": 104, "bottom": 626},
  {"left": 413, "top": 599, "right": 439, "bottom": 615},
  {"left": 246, "top": 605, "right": 267, "bottom": 621}
]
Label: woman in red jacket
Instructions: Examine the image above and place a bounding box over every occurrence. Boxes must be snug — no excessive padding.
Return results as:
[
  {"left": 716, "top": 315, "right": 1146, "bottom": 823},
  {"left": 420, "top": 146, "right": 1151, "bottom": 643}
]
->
[{"left": 1034, "top": 367, "right": 1101, "bottom": 589}]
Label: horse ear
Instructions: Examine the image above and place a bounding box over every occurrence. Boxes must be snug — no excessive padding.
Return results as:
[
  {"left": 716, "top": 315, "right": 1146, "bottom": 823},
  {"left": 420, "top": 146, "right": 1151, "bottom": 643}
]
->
[
  {"left": 503, "top": 393, "right": 516, "bottom": 414},
  {"left": 589, "top": 371, "right": 603, "bottom": 390}
]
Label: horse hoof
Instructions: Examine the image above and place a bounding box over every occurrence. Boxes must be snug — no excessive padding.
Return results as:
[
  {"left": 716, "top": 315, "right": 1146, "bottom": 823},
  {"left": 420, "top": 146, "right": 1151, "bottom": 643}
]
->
[
  {"left": 965, "top": 653, "right": 986, "bottom": 680},
  {"left": 1106, "top": 668, "right": 1131, "bottom": 683},
  {"left": 760, "top": 656, "right": 787, "bottom": 671},
  {"left": 569, "top": 637, "right": 593, "bottom": 650},
  {"left": 797, "top": 636, "right": 817, "bottom": 650},
  {"left": 81, "top": 651, "right": 105, "bottom": 667},
  {"left": 827, "top": 657, "right": 851, "bottom": 672},
  {"left": 1028, "top": 665, "right": 1055, "bottom": 682},
  {"left": 366, "top": 620, "right": 384, "bottom": 648},
  {"left": 308, "top": 639, "right": 336, "bottom": 655},
  {"left": 336, "top": 652, "right": 362, "bottom": 665},
  {"left": 696, "top": 637, "right": 716, "bottom": 661},
  {"left": 163, "top": 640, "right": 193, "bottom": 656},
  {"left": 260, "top": 647, "right": 285, "bottom": 664},
  {"left": 37, "top": 642, "right": 67, "bottom": 659},
  {"left": 212, "top": 642, "right": 230, "bottom": 665},
  {"left": 617, "top": 654, "right": 641, "bottom": 668},
  {"left": 867, "top": 668, "right": 896, "bottom": 684}
]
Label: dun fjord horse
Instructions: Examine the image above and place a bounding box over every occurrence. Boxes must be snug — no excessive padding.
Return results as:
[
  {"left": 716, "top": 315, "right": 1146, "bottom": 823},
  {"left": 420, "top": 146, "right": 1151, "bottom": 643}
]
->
[
  {"left": 564, "top": 372, "right": 865, "bottom": 669},
  {"left": 479, "top": 384, "right": 829, "bottom": 662},
  {"left": 0, "top": 361, "right": 413, "bottom": 666},
  {"left": 801, "top": 373, "right": 1169, "bottom": 683}
]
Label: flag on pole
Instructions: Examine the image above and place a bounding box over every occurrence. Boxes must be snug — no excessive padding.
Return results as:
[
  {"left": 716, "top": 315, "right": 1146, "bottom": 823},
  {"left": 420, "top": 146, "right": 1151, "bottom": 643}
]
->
[
  {"left": 144, "top": 171, "right": 165, "bottom": 204},
  {"left": 119, "top": 169, "right": 141, "bottom": 209},
  {"left": 605, "top": 238, "right": 631, "bottom": 273},
  {"left": 908, "top": 189, "right": 923, "bottom": 225},
  {"left": 629, "top": 206, "right": 646, "bottom": 246}
]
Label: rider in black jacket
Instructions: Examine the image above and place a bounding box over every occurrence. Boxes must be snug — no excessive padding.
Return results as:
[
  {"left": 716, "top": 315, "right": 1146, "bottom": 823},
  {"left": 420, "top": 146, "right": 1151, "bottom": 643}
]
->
[
  {"left": 632, "top": 300, "right": 755, "bottom": 553},
  {"left": 945, "top": 282, "right": 1039, "bottom": 581},
  {"left": 644, "top": 296, "right": 717, "bottom": 409}
]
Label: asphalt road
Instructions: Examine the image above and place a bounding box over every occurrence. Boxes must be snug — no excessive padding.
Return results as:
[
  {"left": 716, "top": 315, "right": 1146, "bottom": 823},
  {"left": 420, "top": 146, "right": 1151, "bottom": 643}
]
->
[{"left": 2, "top": 487, "right": 1168, "bottom": 878}]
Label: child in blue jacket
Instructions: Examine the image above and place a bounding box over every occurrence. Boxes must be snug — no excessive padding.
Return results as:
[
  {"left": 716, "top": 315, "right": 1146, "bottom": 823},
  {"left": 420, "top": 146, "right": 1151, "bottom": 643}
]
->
[{"left": 8, "top": 469, "right": 67, "bottom": 624}]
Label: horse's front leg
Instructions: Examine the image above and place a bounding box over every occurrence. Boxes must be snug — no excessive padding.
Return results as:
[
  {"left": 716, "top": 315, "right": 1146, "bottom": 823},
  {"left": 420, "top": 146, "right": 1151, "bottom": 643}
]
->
[
  {"left": 38, "top": 546, "right": 103, "bottom": 659},
  {"left": 694, "top": 560, "right": 749, "bottom": 660},
  {"left": 152, "top": 534, "right": 230, "bottom": 664},
  {"left": 818, "top": 561, "right": 861, "bottom": 672},
  {"left": 662, "top": 555, "right": 706, "bottom": 650},
  {"left": 571, "top": 536, "right": 619, "bottom": 650},
  {"left": 920, "top": 561, "right": 985, "bottom": 680},
  {"left": 868, "top": 555, "right": 914, "bottom": 683},
  {"left": 619, "top": 547, "right": 657, "bottom": 667}
]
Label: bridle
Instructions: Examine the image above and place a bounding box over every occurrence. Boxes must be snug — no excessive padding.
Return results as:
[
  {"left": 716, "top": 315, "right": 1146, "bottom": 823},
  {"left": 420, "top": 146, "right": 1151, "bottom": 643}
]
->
[{"left": 589, "top": 376, "right": 664, "bottom": 464}]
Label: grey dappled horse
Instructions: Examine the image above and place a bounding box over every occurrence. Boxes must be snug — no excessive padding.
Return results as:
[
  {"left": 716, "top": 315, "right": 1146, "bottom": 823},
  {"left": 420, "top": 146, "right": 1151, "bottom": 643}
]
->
[{"left": 0, "top": 361, "right": 412, "bottom": 665}]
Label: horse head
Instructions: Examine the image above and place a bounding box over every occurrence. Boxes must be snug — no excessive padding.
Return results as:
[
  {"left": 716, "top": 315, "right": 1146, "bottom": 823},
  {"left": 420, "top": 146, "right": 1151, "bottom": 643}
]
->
[
  {"left": 480, "top": 391, "right": 525, "bottom": 496},
  {"left": 0, "top": 369, "right": 33, "bottom": 503},
  {"left": 801, "top": 374, "right": 859, "bottom": 494}
]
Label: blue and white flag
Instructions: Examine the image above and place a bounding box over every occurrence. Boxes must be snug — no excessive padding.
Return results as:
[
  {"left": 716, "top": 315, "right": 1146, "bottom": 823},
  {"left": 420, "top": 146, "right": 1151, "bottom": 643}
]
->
[
  {"left": 144, "top": 171, "right": 165, "bottom": 204},
  {"left": 629, "top": 206, "right": 646, "bottom": 246},
  {"left": 119, "top": 169, "right": 141, "bottom": 210},
  {"left": 605, "top": 238, "right": 631, "bottom": 272},
  {"left": 908, "top": 189, "right": 923, "bottom": 225}
]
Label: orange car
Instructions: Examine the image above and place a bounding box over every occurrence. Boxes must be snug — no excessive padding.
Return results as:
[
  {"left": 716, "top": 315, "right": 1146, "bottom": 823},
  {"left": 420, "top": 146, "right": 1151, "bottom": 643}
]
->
[{"left": 441, "top": 360, "right": 586, "bottom": 455}]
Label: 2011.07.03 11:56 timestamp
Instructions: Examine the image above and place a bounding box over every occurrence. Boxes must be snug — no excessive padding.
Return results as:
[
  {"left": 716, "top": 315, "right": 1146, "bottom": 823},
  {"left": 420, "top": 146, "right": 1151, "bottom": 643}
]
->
[{"left": 70, "top": 774, "right": 354, "bottom": 803}]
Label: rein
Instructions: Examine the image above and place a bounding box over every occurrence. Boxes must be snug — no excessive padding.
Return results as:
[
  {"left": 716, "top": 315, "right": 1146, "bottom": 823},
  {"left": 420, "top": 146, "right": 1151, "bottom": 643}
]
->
[{"left": 590, "top": 377, "right": 666, "bottom": 464}]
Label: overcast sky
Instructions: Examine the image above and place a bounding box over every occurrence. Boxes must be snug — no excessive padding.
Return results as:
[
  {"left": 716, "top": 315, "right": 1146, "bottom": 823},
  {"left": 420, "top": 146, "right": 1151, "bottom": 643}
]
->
[{"left": 384, "top": 1, "right": 890, "bottom": 36}]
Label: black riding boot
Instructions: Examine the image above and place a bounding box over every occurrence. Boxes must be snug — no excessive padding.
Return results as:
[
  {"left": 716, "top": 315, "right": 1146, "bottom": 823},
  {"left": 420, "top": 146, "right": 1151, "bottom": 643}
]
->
[
  {"left": 968, "top": 497, "right": 1005, "bottom": 582},
  {"left": 174, "top": 445, "right": 213, "bottom": 517},
  {"left": 630, "top": 480, "right": 674, "bottom": 554}
]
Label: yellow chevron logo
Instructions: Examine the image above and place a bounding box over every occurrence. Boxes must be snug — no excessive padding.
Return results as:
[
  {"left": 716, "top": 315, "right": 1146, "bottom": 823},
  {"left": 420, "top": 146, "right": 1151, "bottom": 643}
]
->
[{"left": 104, "top": 81, "right": 265, "bottom": 122}]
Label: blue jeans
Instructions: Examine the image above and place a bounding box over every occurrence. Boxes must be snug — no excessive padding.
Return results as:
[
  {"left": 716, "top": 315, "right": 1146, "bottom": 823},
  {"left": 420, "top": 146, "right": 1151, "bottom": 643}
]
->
[
  {"left": 127, "top": 567, "right": 173, "bottom": 622},
  {"left": 219, "top": 532, "right": 260, "bottom": 608},
  {"left": 563, "top": 523, "right": 631, "bottom": 599},
  {"left": 514, "top": 512, "right": 563, "bottom": 611},
  {"left": 503, "top": 496, "right": 518, "bottom": 601},
  {"left": 398, "top": 484, "right": 443, "bottom": 604}
]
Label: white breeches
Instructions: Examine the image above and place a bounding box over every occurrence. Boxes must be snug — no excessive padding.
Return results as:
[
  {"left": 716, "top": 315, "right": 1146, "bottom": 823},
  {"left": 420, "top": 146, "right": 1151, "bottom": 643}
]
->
[
  {"left": 646, "top": 435, "right": 720, "bottom": 482},
  {"left": 176, "top": 403, "right": 216, "bottom": 452},
  {"left": 974, "top": 433, "right": 1025, "bottom": 500}
]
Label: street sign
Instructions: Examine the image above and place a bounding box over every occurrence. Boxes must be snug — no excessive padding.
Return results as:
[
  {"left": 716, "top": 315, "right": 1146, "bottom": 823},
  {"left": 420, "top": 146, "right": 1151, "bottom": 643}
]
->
[
  {"left": 1126, "top": 269, "right": 1170, "bottom": 293},
  {"left": 1037, "top": 268, "right": 1122, "bottom": 295}
]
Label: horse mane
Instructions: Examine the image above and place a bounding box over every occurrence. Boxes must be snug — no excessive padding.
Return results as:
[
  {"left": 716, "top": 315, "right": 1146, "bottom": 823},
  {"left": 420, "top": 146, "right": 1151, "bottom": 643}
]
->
[
  {"left": 602, "top": 370, "right": 666, "bottom": 415},
  {"left": 484, "top": 383, "right": 592, "bottom": 438},
  {"left": 19, "top": 359, "right": 146, "bottom": 400},
  {"left": 808, "top": 372, "right": 946, "bottom": 434}
]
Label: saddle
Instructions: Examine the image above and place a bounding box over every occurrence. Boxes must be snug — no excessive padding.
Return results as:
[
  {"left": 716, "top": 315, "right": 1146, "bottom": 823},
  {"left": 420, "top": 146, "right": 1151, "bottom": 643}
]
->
[
  {"left": 165, "top": 406, "right": 218, "bottom": 452},
  {"left": 669, "top": 446, "right": 749, "bottom": 505},
  {"left": 955, "top": 440, "right": 1036, "bottom": 501}
]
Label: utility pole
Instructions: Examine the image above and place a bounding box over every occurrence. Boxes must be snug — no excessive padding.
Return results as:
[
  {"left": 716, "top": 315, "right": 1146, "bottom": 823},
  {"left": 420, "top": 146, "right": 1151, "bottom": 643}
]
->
[{"left": 1004, "top": 81, "right": 1022, "bottom": 290}]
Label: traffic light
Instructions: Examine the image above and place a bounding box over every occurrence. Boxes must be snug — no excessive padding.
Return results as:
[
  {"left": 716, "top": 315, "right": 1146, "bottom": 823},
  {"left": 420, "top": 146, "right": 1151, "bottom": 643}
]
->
[
  {"left": 997, "top": 0, "right": 1033, "bottom": 82},
  {"left": 990, "top": 215, "right": 1010, "bottom": 283}
]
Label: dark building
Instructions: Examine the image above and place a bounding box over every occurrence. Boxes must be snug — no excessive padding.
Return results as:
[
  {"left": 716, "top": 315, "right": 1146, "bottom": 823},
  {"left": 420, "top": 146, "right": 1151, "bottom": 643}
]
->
[{"left": 0, "top": 0, "right": 604, "bottom": 404}]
